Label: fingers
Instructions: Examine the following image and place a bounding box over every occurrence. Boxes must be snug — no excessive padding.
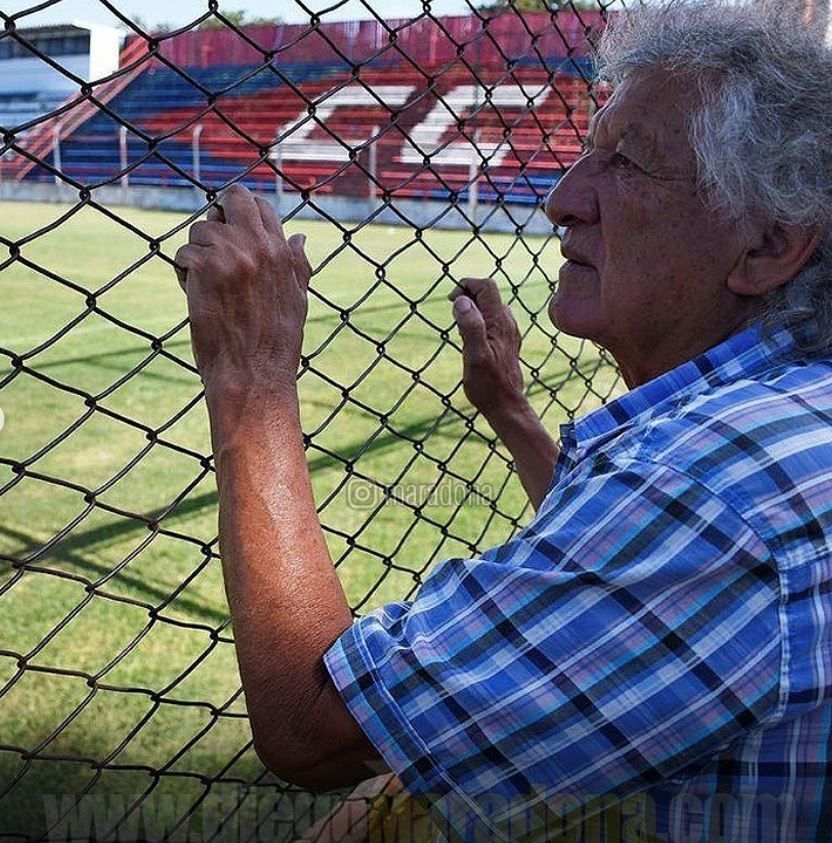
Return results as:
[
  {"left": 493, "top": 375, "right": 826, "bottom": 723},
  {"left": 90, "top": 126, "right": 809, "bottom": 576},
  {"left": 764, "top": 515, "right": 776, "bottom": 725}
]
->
[
  {"left": 449, "top": 277, "right": 504, "bottom": 319},
  {"left": 175, "top": 243, "right": 208, "bottom": 269},
  {"left": 188, "top": 220, "right": 225, "bottom": 246},
  {"left": 452, "top": 294, "right": 488, "bottom": 362},
  {"left": 210, "top": 190, "right": 283, "bottom": 243},
  {"left": 288, "top": 233, "right": 312, "bottom": 289},
  {"left": 215, "top": 183, "right": 261, "bottom": 228},
  {"left": 206, "top": 203, "right": 226, "bottom": 223},
  {"left": 175, "top": 191, "right": 310, "bottom": 299},
  {"left": 175, "top": 204, "right": 225, "bottom": 288},
  {"left": 254, "top": 195, "right": 285, "bottom": 238},
  {"left": 253, "top": 196, "right": 301, "bottom": 282},
  {"left": 174, "top": 243, "right": 208, "bottom": 291}
]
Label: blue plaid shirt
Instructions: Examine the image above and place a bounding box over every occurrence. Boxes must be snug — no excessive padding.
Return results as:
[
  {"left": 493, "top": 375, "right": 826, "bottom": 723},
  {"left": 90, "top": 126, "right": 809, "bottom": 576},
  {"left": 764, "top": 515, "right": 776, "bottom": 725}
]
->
[{"left": 324, "top": 321, "right": 832, "bottom": 843}]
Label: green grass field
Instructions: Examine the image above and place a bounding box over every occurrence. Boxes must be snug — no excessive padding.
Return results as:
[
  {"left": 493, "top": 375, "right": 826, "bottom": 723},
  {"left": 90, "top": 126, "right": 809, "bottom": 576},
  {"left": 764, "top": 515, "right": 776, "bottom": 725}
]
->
[{"left": 0, "top": 198, "right": 621, "bottom": 839}]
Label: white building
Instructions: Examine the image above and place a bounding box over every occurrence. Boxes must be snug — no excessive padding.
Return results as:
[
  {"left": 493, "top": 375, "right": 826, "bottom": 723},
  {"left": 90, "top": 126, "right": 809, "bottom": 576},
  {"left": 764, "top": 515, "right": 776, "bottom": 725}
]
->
[{"left": 0, "top": 22, "right": 123, "bottom": 133}]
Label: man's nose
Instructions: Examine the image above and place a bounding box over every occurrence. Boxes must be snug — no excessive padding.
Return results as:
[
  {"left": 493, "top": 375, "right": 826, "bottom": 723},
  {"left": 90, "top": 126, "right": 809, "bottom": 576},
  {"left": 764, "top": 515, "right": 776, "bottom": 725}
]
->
[{"left": 544, "top": 155, "right": 599, "bottom": 228}]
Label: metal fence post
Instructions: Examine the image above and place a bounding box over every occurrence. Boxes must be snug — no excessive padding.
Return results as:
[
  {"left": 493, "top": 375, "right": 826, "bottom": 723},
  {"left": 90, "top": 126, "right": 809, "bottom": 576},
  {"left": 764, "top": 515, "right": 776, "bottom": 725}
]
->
[
  {"left": 369, "top": 126, "right": 380, "bottom": 199},
  {"left": 119, "top": 125, "right": 129, "bottom": 202},
  {"left": 468, "top": 128, "right": 480, "bottom": 225},
  {"left": 192, "top": 123, "right": 204, "bottom": 189},
  {"left": 53, "top": 122, "right": 62, "bottom": 187},
  {"left": 274, "top": 134, "right": 284, "bottom": 201}
]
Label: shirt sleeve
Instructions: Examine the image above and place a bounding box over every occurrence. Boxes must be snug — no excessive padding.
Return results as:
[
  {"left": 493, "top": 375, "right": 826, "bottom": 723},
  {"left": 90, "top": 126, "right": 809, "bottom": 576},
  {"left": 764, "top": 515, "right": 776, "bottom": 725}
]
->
[{"left": 323, "top": 457, "right": 783, "bottom": 842}]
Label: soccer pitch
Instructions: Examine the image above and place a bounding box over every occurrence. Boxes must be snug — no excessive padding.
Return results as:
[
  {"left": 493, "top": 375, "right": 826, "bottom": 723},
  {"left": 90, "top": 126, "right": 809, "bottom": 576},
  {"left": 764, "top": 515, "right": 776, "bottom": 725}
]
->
[{"left": 0, "top": 199, "right": 621, "bottom": 836}]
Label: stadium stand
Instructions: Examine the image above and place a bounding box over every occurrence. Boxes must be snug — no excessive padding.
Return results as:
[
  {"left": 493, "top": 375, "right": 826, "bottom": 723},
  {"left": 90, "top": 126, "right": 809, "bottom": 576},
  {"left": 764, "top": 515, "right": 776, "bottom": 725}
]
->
[
  {"left": 0, "top": 23, "right": 122, "bottom": 134},
  {"left": 6, "top": 12, "right": 604, "bottom": 207}
]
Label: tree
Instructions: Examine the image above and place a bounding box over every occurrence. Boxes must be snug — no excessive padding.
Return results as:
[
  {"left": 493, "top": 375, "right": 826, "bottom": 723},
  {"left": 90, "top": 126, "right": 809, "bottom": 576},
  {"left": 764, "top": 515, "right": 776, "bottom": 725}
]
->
[
  {"left": 247, "top": 16, "right": 286, "bottom": 26},
  {"left": 197, "top": 10, "right": 283, "bottom": 30},
  {"left": 130, "top": 14, "right": 174, "bottom": 35},
  {"left": 477, "top": 0, "right": 599, "bottom": 12}
]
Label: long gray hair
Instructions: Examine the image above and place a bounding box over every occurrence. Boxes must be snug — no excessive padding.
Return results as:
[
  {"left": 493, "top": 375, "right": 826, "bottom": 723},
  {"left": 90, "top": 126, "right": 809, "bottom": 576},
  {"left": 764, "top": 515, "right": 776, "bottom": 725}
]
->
[{"left": 596, "top": 1, "right": 832, "bottom": 351}]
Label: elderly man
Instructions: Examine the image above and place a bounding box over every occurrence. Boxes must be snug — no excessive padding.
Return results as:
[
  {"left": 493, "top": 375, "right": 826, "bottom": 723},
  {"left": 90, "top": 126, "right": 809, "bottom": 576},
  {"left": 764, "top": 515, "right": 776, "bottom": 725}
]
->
[{"left": 175, "top": 2, "right": 832, "bottom": 840}]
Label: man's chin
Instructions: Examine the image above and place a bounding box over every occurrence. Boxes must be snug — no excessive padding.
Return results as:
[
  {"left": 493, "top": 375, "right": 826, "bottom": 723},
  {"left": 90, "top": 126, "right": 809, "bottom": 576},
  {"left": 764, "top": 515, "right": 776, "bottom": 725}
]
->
[{"left": 547, "top": 296, "right": 600, "bottom": 342}]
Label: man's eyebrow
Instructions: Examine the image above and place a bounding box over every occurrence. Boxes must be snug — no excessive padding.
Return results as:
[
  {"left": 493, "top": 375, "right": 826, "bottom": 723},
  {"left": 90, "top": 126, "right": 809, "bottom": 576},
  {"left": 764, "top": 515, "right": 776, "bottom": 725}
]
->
[
  {"left": 582, "top": 126, "right": 599, "bottom": 153},
  {"left": 584, "top": 112, "right": 600, "bottom": 146}
]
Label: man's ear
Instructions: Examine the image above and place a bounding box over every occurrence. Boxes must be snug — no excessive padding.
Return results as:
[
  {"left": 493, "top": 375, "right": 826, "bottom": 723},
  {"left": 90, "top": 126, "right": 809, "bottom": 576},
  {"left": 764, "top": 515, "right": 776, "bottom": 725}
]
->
[{"left": 727, "top": 222, "right": 826, "bottom": 297}]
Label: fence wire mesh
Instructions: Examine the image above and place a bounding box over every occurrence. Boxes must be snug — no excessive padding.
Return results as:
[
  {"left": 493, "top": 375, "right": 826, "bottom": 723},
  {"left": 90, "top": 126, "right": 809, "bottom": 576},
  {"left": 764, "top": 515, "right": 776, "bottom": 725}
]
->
[{"left": 0, "top": 1, "right": 630, "bottom": 839}]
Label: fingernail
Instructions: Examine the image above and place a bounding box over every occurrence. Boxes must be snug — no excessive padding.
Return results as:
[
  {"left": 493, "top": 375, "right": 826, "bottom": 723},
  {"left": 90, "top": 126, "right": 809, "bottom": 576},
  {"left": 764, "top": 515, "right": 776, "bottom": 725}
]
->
[{"left": 453, "top": 296, "right": 472, "bottom": 315}]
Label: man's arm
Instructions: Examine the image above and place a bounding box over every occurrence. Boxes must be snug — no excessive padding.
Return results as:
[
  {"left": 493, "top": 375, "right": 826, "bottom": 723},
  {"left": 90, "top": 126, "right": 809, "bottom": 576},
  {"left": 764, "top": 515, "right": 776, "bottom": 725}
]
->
[
  {"left": 175, "top": 185, "right": 388, "bottom": 791},
  {"left": 449, "top": 278, "right": 559, "bottom": 510},
  {"left": 207, "top": 381, "right": 387, "bottom": 790},
  {"left": 480, "top": 396, "right": 559, "bottom": 511}
]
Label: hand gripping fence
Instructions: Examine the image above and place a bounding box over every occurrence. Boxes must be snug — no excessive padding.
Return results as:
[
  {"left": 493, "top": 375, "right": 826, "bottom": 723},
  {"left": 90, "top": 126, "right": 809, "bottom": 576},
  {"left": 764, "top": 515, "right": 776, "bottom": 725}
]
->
[{"left": 0, "top": 2, "right": 629, "bottom": 840}]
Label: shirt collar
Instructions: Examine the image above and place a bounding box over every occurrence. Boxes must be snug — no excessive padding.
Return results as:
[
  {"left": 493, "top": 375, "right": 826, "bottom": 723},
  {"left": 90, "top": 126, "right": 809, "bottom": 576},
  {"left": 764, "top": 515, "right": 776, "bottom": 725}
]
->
[{"left": 566, "top": 320, "right": 809, "bottom": 453}]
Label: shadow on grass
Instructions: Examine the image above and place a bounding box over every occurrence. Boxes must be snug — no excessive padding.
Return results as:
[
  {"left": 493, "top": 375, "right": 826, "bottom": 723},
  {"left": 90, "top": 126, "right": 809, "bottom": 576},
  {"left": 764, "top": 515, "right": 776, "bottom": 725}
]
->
[
  {"left": 0, "top": 744, "right": 326, "bottom": 843},
  {"left": 21, "top": 293, "right": 460, "bottom": 376},
  {"left": 3, "top": 359, "right": 608, "bottom": 623},
  {"left": 21, "top": 272, "right": 552, "bottom": 379},
  {"left": 0, "top": 518, "right": 229, "bottom": 625}
]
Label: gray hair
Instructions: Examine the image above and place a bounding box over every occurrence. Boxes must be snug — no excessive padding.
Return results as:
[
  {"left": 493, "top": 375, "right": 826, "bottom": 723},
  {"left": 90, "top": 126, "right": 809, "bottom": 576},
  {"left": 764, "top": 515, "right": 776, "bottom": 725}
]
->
[{"left": 595, "top": 1, "right": 832, "bottom": 351}]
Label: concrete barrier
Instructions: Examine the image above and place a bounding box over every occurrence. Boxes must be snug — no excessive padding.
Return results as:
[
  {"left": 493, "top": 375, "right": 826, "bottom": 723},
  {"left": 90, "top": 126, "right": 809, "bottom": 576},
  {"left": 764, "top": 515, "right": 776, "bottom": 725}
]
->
[{"left": 0, "top": 181, "right": 558, "bottom": 236}]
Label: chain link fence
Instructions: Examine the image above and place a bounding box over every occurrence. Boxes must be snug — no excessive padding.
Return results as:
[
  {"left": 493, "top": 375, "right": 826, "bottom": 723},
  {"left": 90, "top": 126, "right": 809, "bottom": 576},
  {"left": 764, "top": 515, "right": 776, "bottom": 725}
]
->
[{"left": 0, "top": 2, "right": 628, "bottom": 839}]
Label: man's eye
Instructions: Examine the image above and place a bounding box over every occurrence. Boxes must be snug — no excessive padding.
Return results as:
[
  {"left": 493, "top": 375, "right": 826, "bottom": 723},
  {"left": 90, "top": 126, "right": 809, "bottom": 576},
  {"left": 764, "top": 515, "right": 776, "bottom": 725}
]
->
[{"left": 611, "top": 152, "right": 635, "bottom": 169}]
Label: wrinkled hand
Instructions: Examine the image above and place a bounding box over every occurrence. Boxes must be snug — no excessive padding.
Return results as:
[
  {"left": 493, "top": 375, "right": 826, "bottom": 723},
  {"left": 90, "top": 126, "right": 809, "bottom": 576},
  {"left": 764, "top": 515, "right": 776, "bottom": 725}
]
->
[
  {"left": 174, "top": 184, "right": 311, "bottom": 395},
  {"left": 449, "top": 277, "right": 524, "bottom": 418}
]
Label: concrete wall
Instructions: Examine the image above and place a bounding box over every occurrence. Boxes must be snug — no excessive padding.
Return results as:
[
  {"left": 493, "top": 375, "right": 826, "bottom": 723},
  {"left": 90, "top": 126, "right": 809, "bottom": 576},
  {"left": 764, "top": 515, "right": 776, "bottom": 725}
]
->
[
  {"left": 0, "top": 181, "right": 558, "bottom": 236},
  {"left": 87, "top": 25, "right": 123, "bottom": 81}
]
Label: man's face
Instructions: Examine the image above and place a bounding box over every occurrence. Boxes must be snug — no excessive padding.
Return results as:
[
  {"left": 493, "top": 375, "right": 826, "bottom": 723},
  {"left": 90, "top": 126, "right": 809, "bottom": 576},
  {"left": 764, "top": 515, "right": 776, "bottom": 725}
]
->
[{"left": 545, "top": 70, "right": 754, "bottom": 386}]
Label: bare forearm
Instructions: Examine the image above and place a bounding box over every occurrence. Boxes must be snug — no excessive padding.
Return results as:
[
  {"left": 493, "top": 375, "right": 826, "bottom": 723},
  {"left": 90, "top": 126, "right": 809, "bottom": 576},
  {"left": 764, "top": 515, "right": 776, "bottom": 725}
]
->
[
  {"left": 207, "top": 383, "right": 354, "bottom": 770},
  {"left": 485, "top": 399, "right": 559, "bottom": 510},
  {"left": 448, "top": 278, "right": 558, "bottom": 509},
  {"left": 178, "top": 186, "right": 385, "bottom": 790}
]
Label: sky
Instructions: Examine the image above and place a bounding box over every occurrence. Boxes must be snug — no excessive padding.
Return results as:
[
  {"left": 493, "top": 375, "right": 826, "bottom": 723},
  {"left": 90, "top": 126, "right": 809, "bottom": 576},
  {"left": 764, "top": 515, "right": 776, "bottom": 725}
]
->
[{"left": 3, "top": 0, "right": 477, "bottom": 30}]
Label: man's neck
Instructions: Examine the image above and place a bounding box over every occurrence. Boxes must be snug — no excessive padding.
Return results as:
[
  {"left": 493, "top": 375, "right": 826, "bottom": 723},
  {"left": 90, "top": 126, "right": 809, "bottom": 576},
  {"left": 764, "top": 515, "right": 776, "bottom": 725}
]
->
[{"left": 614, "top": 312, "right": 758, "bottom": 389}]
